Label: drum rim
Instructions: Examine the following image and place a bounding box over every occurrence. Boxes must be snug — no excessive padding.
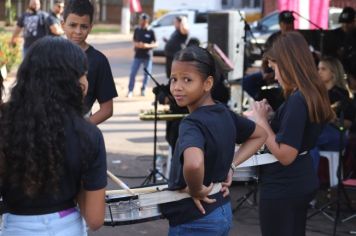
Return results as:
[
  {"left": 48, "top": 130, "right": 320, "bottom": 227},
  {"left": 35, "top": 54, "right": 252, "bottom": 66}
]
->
[{"left": 104, "top": 214, "right": 163, "bottom": 226}]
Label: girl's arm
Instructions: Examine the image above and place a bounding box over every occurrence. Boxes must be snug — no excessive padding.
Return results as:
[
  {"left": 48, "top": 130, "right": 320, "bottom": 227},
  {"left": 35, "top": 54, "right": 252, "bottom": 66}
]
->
[
  {"left": 221, "top": 123, "right": 267, "bottom": 196},
  {"left": 231, "top": 124, "right": 267, "bottom": 167},
  {"left": 252, "top": 100, "right": 298, "bottom": 165},
  {"left": 77, "top": 188, "right": 106, "bottom": 231},
  {"left": 183, "top": 147, "right": 215, "bottom": 214},
  {"left": 183, "top": 147, "right": 212, "bottom": 198}
]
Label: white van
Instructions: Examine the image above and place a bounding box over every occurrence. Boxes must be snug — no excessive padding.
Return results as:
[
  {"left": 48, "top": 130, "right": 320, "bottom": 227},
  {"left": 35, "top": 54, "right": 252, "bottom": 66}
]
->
[{"left": 150, "top": 10, "right": 208, "bottom": 57}]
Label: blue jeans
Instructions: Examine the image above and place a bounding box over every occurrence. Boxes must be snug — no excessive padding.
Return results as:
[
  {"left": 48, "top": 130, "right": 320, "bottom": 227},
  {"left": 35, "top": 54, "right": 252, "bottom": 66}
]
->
[
  {"left": 310, "top": 124, "right": 347, "bottom": 171},
  {"left": 1, "top": 209, "right": 87, "bottom": 236},
  {"left": 168, "top": 202, "right": 232, "bottom": 236},
  {"left": 128, "top": 57, "right": 152, "bottom": 92}
]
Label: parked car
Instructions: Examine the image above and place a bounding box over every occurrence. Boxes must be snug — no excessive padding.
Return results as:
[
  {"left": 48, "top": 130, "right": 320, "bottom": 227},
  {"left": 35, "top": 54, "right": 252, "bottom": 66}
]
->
[
  {"left": 150, "top": 10, "right": 208, "bottom": 56},
  {"left": 245, "top": 8, "right": 343, "bottom": 63}
]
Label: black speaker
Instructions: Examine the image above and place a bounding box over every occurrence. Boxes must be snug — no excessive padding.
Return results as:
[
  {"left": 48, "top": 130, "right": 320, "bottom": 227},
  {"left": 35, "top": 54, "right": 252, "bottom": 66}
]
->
[
  {"left": 207, "top": 11, "right": 245, "bottom": 81},
  {"left": 208, "top": 13, "right": 229, "bottom": 56}
]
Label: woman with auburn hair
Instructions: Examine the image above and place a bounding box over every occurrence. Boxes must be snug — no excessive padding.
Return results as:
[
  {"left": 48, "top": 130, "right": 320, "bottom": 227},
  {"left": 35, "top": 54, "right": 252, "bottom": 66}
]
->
[
  {"left": 0, "top": 36, "right": 106, "bottom": 235},
  {"left": 252, "top": 31, "right": 335, "bottom": 236}
]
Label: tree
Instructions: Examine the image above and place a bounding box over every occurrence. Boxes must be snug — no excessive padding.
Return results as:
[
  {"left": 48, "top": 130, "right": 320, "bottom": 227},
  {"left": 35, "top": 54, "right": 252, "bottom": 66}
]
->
[{"left": 5, "top": 0, "right": 13, "bottom": 26}]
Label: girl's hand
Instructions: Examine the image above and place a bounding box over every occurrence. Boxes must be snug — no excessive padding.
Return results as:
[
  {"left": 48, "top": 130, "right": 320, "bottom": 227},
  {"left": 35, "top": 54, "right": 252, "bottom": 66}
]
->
[
  {"left": 181, "top": 183, "right": 216, "bottom": 214},
  {"left": 252, "top": 99, "right": 272, "bottom": 123},
  {"left": 221, "top": 169, "right": 233, "bottom": 197}
]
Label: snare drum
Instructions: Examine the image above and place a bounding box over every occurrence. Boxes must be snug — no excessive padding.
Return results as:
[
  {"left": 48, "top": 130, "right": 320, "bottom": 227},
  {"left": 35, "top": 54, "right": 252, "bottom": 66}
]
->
[
  {"left": 104, "top": 183, "right": 222, "bottom": 226},
  {"left": 104, "top": 192, "right": 162, "bottom": 226},
  {"left": 232, "top": 167, "right": 257, "bottom": 181}
]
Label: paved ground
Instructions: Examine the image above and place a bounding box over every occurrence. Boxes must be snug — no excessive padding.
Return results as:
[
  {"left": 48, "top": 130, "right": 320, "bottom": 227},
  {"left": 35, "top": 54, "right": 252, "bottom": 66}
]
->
[{"left": 3, "top": 33, "right": 356, "bottom": 236}]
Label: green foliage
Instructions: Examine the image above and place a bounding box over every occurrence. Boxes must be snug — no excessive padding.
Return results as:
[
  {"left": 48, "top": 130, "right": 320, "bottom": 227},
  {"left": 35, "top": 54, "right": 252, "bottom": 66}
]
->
[
  {"left": 0, "top": 34, "right": 21, "bottom": 73},
  {"left": 5, "top": 0, "right": 16, "bottom": 26}
]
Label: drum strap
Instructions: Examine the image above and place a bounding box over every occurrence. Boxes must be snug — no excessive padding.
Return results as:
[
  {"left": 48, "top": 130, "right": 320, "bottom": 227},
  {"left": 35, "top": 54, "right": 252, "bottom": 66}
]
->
[{"left": 138, "top": 183, "right": 222, "bottom": 207}]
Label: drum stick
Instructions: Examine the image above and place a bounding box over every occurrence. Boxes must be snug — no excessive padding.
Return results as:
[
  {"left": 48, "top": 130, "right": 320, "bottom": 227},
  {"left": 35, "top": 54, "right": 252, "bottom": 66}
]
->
[
  {"left": 106, "top": 170, "right": 135, "bottom": 196},
  {"left": 106, "top": 184, "right": 168, "bottom": 196}
]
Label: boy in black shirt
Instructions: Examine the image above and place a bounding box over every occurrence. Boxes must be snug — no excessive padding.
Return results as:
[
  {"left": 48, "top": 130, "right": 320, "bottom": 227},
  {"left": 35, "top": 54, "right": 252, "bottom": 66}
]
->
[
  {"left": 62, "top": 0, "right": 118, "bottom": 124},
  {"left": 127, "top": 13, "right": 157, "bottom": 97}
]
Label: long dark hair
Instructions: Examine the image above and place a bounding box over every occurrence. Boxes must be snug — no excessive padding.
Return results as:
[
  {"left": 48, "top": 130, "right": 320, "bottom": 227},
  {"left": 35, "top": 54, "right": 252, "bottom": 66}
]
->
[
  {"left": 264, "top": 32, "right": 335, "bottom": 123},
  {"left": 0, "top": 36, "right": 88, "bottom": 197}
]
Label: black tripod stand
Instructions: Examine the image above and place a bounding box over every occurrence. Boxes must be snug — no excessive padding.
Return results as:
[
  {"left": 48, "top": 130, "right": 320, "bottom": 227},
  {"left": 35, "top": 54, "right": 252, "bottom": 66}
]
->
[
  {"left": 141, "top": 68, "right": 168, "bottom": 185},
  {"left": 233, "top": 173, "right": 259, "bottom": 213}
]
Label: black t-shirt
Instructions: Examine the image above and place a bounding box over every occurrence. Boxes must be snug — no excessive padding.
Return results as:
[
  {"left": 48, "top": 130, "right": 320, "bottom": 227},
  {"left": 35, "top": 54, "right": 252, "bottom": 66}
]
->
[
  {"left": 164, "top": 29, "right": 188, "bottom": 57},
  {"left": 260, "top": 91, "right": 322, "bottom": 199},
  {"left": 17, "top": 10, "right": 48, "bottom": 49},
  {"left": 161, "top": 103, "right": 256, "bottom": 226},
  {"left": 84, "top": 46, "right": 118, "bottom": 113},
  {"left": 2, "top": 116, "right": 107, "bottom": 215},
  {"left": 328, "top": 86, "right": 355, "bottom": 122},
  {"left": 46, "top": 11, "right": 61, "bottom": 36},
  {"left": 133, "top": 27, "right": 156, "bottom": 58},
  {"left": 326, "top": 28, "right": 356, "bottom": 73}
]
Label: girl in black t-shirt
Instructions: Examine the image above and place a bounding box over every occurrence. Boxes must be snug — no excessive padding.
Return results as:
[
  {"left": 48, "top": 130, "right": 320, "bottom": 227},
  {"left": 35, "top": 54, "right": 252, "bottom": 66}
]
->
[
  {"left": 310, "top": 56, "right": 355, "bottom": 174},
  {"left": 0, "top": 37, "right": 107, "bottom": 236},
  {"left": 252, "top": 32, "right": 335, "bottom": 236},
  {"left": 162, "top": 46, "right": 267, "bottom": 235}
]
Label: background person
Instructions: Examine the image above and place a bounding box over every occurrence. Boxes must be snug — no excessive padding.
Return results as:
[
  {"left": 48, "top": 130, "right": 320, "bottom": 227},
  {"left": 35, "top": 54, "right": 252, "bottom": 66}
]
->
[
  {"left": 62, "top": 0, "right": 118, "bottom": 125},
  {"left": 310, "top": 56, "right": 355, "bottom": 173},
  {"left": 127, "top": 13, "right": 157, "bottom": 98},
  {"left": 47, "top": 0, "right": 65, "bottom": 36},
  {"left": 10, "top": 0, "right": 49, "bottom": 56},
  {"left": 242, "top": 10, "right": 295, "bottom": 111},
  {"left": 0, "top": 36, "right": 106, "bottom": 236}
]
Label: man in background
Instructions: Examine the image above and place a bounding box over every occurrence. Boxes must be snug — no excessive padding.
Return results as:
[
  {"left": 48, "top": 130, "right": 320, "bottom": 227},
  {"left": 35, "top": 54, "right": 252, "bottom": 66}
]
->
[
  {"left": 11, "top": 0, "right": 48, "bottom": 56},
  {"left": 127, "top": 13, "right": 157, "bottom": 98},
  {"left": 47, "top": 0, "right": 65, "bottom": 36}
]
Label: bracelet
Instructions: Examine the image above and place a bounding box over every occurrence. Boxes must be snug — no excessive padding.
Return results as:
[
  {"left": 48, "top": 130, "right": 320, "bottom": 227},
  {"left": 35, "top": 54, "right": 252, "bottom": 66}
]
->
[{"left": 231, "top": 163, "right": 238, "bottom": 172}]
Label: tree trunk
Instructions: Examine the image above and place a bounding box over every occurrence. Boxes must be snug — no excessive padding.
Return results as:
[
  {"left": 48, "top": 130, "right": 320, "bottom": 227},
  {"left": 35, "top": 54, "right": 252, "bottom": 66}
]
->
[
  {"left": 5, "top": 0, "right": 13, "bottom": 26},
  {"left": 91, "top": 0, "right": 100, "bottom": 22},
  {"left": 121, "top": 0, "right": 131, "bottom": 34}
]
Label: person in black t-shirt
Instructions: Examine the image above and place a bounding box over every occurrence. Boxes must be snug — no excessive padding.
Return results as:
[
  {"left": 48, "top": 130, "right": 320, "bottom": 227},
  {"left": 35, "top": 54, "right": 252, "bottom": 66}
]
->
[
  {"left": 127, "top": 13, "right": 157, "bottom": 97},
  {"left": 10, "top": 0, "right": 49, "bottom": 56},
  {"left": 332, "top": 7, "right": 356, "bottom": 74},
  {"left": 309, "top": 56, "right": 355, "bottom": 172},
  {"left": 252, "top": 32, "right": 335, "bottom": 236},
  {"left": 243, "top": 10, "right": 295, "bottom": 110},
  {"left": 47, "top": 0, "right": 65, "bottom": 36},
  {"left": 160, "top": 46, "right": 267, "bottom": 235},
  {"left": 0, "top": 37, "right": 107, "bottom": 235},
  {"left": 164, "top": 15, "right": 189, "bottom": 79},
  {"left": 62, "top": 0, "right": 118, "bottom": 125}
]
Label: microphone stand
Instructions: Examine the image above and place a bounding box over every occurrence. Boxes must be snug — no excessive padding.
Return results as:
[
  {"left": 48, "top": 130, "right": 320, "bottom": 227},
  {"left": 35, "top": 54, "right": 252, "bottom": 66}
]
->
[
  {"left": 236, "top": 9, "right": 264, "bottom": 113},
  {"left": 307, "top": 104, "right": 354, "bottom": 235},
  {"left": 141, "top": 68, "right": 169, "bottom": 185},
  {"left": 292, "top": 11, "right": 325, "bottom": 56}
]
